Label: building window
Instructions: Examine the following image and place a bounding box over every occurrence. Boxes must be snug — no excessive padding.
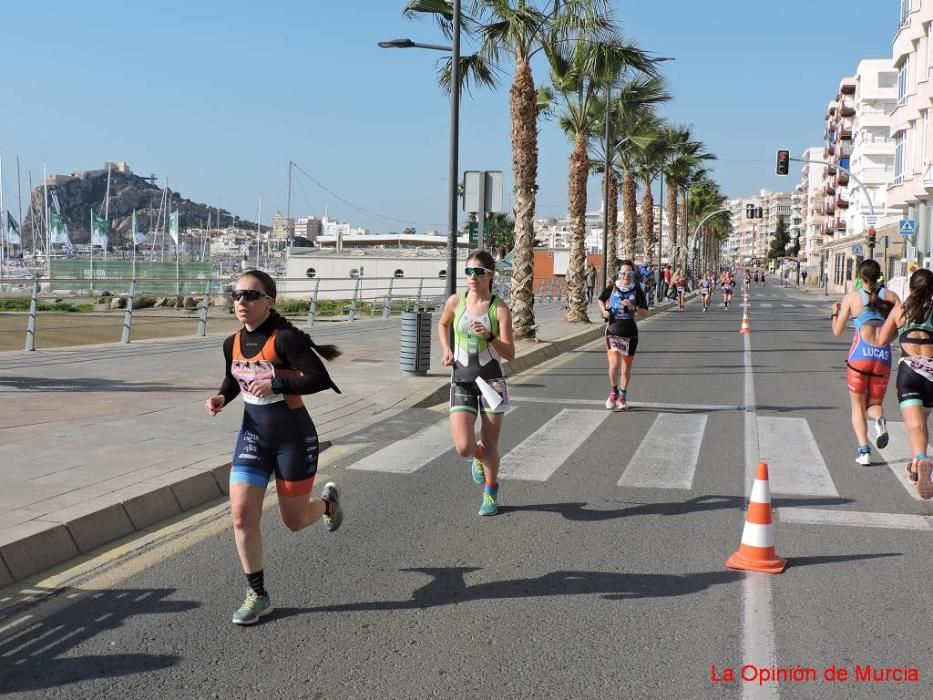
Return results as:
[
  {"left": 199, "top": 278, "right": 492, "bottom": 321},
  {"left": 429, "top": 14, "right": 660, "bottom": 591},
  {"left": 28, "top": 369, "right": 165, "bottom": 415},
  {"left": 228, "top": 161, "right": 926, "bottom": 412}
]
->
[
  {"left": 902, "top": 0, "right": 911, "bottom": 28},
  {"left": 895, "top": 131, "right": 906, "bottom": 183},
  {"left": 898, "top": 57, "right": 910, "bottom": 104},
  {"left": 437, "top": 269, "right": 447, "bottom": 280},
  {"left": 923, "top": 110, "right": 930, "bottom": 170},
  {"left": 394, "top": 269, "right": 405, "bottom": 278},
  {"left": 349, "top": 269, "right": 360, "bottom": 279},
  {"left": 305, "top": 267, "right": 317, "bottom": 278}
]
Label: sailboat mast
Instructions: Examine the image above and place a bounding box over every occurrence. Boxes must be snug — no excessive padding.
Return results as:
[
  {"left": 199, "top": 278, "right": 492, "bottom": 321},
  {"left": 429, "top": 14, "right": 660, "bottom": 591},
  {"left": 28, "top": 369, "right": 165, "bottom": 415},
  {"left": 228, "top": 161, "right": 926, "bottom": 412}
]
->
[
  {"left": 43, "top": 162, "right": 50, "bottom": 278},
  {"left": 1, "top": 154, "right": 5, "bottom": 286},
  {"left": 102, "top": 163, "right": 111, "bottom": 262},
  {"left": 256, "top": 195, "right": 262, "bottom": 268}
]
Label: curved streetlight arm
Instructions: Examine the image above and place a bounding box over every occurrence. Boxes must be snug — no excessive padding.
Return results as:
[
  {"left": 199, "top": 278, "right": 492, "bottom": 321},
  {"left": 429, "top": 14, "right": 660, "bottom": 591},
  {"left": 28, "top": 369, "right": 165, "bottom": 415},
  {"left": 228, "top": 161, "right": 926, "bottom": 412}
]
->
[
  {"left": 690, "top": 208, "right": 731, "bottom": 252},
  {"left": 794, "top": 157, "right": 874, "bottom": 218},
  {"left": 378, "top": 39, "right": 453, "bottom": 52}
]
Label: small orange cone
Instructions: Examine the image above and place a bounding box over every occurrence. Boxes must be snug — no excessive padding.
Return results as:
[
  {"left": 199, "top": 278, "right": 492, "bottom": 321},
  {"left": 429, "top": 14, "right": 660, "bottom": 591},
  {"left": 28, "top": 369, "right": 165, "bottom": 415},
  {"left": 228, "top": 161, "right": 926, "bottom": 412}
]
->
[
  {"left": 739, "top": 310, "right": 752, "bottom": 333},
  {"left": 725, "top": 462, "right": 786, "bottom": 574}
]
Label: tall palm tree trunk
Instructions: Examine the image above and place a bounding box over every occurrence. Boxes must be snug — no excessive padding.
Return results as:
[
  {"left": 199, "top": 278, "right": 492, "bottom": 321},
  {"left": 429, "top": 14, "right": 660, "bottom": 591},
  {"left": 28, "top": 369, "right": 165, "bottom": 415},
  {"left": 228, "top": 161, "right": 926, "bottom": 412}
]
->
[
  {"left": 566, "top": 132, "right": 590, "bottom": 323},
  {"left": 509, "top": 57, "right": 538, "bottom": 339},
  {"left": 640, "top": 177, "right": 654, "bottom": 261},
  {"left": 666, "top": 176, "right": 678, "bottom": 270},
  {"left": 606, "top": 169, "right": 618, "bottom": 274},
  {"left": 680, "top": 190, "right": 689, "bottom": 269},
  {"left": 622, "top": 168, "right": 636, "bottom": 260}
]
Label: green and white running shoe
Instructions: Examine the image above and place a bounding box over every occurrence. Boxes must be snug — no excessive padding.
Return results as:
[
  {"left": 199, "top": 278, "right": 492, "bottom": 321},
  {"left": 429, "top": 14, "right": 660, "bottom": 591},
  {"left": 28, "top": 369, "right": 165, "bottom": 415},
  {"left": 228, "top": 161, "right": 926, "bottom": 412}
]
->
[
  {"left": 321, "top": 482, "right": 343, "bottom": 532},
  {"left": 232, "top": 591, "right": 273, "bottom": 625},
  {"left": 471, "top": 444, "right": 486, "bottom": 484},
  {"left": 478, "top": 489, "right": 499, "bottom": 516}
]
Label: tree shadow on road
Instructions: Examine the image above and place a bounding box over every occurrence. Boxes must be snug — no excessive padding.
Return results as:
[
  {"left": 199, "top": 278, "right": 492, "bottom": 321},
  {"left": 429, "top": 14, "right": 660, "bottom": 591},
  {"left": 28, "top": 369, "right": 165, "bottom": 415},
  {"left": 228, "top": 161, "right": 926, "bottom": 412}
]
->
[
  {"left": 0, "top": 376, "right": 209, "bottom": 392},
  {"left": 497, "top": 495, "right": 854, "bottom": 521},
  {"left": 273, "top": 566, "right": 744, "bottom": 617},
  {"left": 0, "top": 586, "right": 197, "bottom": 694}
]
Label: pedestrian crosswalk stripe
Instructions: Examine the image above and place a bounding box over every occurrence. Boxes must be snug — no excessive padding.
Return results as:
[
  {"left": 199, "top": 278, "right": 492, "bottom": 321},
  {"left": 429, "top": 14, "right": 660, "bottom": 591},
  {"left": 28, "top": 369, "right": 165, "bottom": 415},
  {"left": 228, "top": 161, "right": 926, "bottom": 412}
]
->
[
  {"left": 802, "top": 304, "right": 816, "bottom": 308},
  {"left": 499, "top": 408, "right": 608, "bottom": 481},
  {"left": 617, "top": 413, "right": 707, "bottom": 489},
  {"left": 760, "top": 303, "right": 773, "bottom": 308},
  {"left": 509, "top": 395, "right": 738, "bottom": 411},
  {"left": 347, "top": 418, "right": 456, "bottom": 473},
  {"left": 781, "top": 304, "right": 794, "bottom": 308},
  {"left": 872, "top": 421, "right": 927, "bottom": 501},
  {"left": 778, "top": 507, "right": 933, "bottom": 531},
  {"left": 757, "top": 416, "right": 839, "bottom": 496}
]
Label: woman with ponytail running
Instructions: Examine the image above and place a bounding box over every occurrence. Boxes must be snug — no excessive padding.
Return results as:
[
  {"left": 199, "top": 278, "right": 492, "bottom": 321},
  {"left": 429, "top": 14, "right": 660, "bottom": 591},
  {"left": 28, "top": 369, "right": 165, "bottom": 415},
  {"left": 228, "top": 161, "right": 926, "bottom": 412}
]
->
[
  {"left": 880, "top": 268, "right": 933, "bottom": 498},
  {"left": 438, "top": 250, "right": 515, "bottom": 517},
  {"left": 205, "top": 269, "right": 343, "bottom": 625},
  {"left": 831, "top": 260, "right": 899, "bottom": 466}
]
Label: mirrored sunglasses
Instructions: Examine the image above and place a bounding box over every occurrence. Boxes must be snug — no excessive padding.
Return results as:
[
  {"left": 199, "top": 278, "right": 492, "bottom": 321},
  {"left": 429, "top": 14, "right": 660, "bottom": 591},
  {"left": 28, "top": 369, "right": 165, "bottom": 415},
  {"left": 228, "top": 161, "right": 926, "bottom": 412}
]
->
[
  {"left": 464, "top": 266, "right": 490, "bottom": 277},
  {"left": 231, "top": 289, "right": 272, "bottom": 302}
]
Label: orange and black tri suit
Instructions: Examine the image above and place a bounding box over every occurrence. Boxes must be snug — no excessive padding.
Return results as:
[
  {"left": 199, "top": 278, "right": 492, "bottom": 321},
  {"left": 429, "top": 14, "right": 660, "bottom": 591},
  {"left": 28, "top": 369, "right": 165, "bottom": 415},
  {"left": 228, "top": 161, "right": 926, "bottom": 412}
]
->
[{"left": 218, "top": 312, "right": 339, "bottom": 497}]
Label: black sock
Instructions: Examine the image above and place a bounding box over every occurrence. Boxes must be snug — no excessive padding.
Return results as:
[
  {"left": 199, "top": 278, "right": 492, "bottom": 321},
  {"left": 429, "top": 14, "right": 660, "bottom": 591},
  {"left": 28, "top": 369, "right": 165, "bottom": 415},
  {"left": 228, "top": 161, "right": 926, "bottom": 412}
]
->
[{"left": 246, "top": 570, "right": 266, "bottom": 597}]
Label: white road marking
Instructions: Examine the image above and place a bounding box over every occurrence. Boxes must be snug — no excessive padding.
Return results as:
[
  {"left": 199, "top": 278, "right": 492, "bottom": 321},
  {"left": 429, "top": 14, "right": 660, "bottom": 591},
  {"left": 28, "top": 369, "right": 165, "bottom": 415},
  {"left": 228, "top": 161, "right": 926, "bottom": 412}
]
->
[
  {"left": 508, "top": 395, "right": 738, "bottom": 411},
  {"left": 760, "top": 303, "right": 773, "bottom": 308},
  {"left": 781, "top": 303, "right": 794, "bottom": 308},
  {"left": 742, "top": 332, "right": 779, "bottom": 700},
  {"left": 348, "top": 419, "right": 454, "bottom": 473},
  {"left": 757, "top": 416, "right": 839, "bottom": 496},
  {"left": 802, "top": 304, "right": 816, "bottom": 308},
  {"left": 777, "top": 507, "right": 933, "bottom": 530},
  {"left": 617, "top": 413, "right": 707, "bottom": 489},
  {"left": 499, "top": 408, "right": 608, "bottom": 481},
  {"left": 873, "top": 420, "right": 928, "bottom": 501}
]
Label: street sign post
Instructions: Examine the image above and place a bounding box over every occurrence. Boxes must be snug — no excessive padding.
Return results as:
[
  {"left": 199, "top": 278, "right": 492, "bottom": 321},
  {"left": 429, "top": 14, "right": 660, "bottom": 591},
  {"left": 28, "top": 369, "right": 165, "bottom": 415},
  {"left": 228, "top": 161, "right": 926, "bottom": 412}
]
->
[{"left": 851, "top": 244, "right": 864, "bottom": 257}]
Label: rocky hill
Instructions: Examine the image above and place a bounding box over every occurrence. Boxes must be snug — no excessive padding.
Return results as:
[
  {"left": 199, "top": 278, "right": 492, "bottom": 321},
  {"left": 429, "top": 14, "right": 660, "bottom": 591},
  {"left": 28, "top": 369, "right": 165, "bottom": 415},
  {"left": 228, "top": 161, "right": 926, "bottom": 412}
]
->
[{"left": 18, "top": 162, "right": 266, "bottom": 247}]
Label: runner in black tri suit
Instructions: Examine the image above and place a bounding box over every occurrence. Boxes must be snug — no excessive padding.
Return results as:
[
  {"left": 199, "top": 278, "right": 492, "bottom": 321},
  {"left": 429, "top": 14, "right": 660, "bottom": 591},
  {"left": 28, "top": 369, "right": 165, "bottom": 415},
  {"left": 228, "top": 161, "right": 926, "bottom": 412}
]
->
[
  {"left": 598, "top": 260, "right": 649, "bottom": 411},
  {"left": 206, "top": 270, "right": 343, "bottom": 625}
]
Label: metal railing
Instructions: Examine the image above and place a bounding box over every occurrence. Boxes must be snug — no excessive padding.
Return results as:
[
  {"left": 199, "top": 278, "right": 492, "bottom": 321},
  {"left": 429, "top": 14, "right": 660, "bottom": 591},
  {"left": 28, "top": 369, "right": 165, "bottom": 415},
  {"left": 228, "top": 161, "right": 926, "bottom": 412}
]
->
[{"left": 2, "top": 273, "right": 575, "bottom": 352}]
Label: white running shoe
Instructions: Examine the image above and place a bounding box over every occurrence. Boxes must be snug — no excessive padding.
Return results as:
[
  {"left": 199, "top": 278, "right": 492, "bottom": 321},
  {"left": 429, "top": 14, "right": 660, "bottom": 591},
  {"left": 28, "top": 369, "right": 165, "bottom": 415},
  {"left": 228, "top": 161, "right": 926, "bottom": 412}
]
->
[
  {"left": 855, "top": 449, "right": 871, "bottom": 466},
  {"left": 873, "top": 417, "right": 889, "bottom": 450},
  {"left": 605, "top": 390, "right": 617, "bottom": 410}
]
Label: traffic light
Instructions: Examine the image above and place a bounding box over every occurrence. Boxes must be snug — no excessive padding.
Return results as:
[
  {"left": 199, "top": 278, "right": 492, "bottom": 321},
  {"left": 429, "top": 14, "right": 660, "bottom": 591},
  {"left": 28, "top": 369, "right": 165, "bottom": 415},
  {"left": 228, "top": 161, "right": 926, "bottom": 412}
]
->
[
  {"left": 867, "top": 227, "right": 877, "bottom": 248},
  {"left": 776, "top": 149, "right": 790, "bottom": 176}
]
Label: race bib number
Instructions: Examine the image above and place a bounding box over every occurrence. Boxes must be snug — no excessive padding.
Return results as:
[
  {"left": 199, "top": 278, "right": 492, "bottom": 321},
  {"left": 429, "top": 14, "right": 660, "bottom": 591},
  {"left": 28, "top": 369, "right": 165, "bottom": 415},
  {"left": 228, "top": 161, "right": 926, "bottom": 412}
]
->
[
  {"left": 231, "top": 360, "right": 284, "bottom": 405},
  {"left": 607, "top": 335, "right": 631, "bottom": 354}
]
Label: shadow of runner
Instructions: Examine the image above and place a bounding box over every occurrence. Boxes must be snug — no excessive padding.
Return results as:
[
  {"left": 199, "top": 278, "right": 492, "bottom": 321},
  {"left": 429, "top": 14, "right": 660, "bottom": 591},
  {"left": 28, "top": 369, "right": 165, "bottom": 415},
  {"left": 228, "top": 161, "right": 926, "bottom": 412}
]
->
[
  {"left": 0, "top": 587, "right": 197, "bottom": 694},
  {"left": 272, "top": 566, "right": 744, "bottom": 618},
  {"left": 0, "top": 376, "right": 209, "bottom": 393},
  {"left": 496, "top": 495, "right": 854, "bottom": 521}
]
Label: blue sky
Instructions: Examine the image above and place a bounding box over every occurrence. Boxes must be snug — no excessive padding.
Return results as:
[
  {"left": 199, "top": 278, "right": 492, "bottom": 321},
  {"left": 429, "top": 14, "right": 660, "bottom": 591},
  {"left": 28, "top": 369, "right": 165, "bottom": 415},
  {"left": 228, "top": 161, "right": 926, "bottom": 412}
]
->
[{"left": 0, "top": 1, "right": 896, "bottom": 232}]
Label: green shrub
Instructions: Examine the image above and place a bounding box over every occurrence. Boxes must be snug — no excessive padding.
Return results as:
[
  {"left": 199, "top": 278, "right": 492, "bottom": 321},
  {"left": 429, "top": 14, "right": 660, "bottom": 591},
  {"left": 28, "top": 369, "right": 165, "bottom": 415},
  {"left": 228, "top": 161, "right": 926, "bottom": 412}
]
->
[
  {"left": 277, "top": 299, "right": 310, "bottom": 314},
  {"left": 134, "top": 295, "right": 157, "bottom": 309}
]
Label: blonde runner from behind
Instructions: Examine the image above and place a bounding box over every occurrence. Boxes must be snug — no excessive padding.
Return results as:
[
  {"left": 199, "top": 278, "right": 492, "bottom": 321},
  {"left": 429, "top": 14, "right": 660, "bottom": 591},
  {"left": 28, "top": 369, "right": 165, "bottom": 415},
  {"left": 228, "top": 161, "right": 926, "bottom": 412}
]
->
[{"left": 438, "top": 250, "right": 516, "bottom": 516}]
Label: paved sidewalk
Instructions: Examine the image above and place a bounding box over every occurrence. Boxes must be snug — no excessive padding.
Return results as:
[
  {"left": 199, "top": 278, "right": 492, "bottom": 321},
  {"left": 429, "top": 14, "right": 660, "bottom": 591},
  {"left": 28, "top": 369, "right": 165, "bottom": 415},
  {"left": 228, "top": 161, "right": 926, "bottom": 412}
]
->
[{"left": 0, "top": 298, "right": 682, "bottom": 584}]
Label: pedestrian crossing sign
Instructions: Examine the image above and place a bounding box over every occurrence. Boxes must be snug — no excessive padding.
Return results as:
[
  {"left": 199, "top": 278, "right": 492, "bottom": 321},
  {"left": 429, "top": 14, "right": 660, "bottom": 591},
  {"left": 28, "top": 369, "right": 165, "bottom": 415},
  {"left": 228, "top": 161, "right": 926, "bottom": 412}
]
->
[{"left": 899, "top": 219, "right": 916, "bottom": 236}]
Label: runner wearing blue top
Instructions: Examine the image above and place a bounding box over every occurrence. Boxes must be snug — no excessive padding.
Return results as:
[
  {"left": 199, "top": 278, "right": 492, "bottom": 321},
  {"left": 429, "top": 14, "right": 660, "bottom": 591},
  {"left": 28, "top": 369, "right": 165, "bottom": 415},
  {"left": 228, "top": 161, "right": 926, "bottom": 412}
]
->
[
  {"left": 598, "top": 260, "right": 649, "bottom": 411},
  {"left": 699, "top": 273, "right": 713, "bottom": 312}
]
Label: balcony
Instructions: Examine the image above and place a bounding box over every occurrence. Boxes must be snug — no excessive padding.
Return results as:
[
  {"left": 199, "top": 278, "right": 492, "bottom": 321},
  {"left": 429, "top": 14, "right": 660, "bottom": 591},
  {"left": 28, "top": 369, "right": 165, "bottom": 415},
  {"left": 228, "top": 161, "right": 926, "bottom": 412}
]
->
[
  {"left": 823, "top": 223, "right": 835, "bottom": 237},
  {"left": 835, "top": 218, "right": 847, "bottom": 231},
  {"left": 835, "top": 196, "right": 849, "bottom": 210},
  {"left": 823, "top": 184, "right": 836, "bottom": 197},
  {"left": 839, "top": 105, "right": 856, "bottom": 118},
  {"left": 824, "top": 144, "right": 836, "bottom": 158},
  {"left": 827, "top": 104, "right": 838, "bottom": 118},
  {"left": 824, "top": 165, "right": 837, "bottom": 178},
  {"left": 823, "top": 202, "right": 836, "bottom": 216},
  {"left": 838, "top": 128, "right": 852, "bottom": 140},
  {"left": 839, "top": 80, "right": 856, "bottom": 96},
  {"left": 836, "top": 171, "right": 850, "bottom": 186}
]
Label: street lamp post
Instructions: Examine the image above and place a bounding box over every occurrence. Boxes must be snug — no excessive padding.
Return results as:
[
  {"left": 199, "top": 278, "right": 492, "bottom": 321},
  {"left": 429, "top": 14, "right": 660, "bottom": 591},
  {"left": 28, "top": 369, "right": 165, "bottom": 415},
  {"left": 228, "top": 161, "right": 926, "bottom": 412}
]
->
[{"left": 379, "top": 0, "right": 461, "bottom": 295}]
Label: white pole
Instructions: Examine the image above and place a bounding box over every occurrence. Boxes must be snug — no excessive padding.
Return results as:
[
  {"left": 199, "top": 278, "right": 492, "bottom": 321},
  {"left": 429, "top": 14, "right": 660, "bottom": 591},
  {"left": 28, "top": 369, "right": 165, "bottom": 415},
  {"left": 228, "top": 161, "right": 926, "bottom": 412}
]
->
[
  {"left": 256, "top": 194, "right": 262, "bottom": 268},
  {"left": 43, "top": 162, "right": 50, "bottom": 279},
  {"left": 90, "top": 208, "right": 94, "bottom": 291},
  {"left": 1, "top": 153, "right": 5, "bottom": 288},
  {"left": 103, "top": 162, "right": 111, "bottom": 262}
]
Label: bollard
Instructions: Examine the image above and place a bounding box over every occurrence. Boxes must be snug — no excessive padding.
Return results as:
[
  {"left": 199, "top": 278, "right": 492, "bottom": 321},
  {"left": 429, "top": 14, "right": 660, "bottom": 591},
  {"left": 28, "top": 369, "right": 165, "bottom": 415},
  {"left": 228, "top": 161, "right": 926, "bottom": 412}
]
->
[
  {"left": 305, "top": 278, "right": 321, "bottom": 327},
  {"left": 121, "top": 279, "right": 137, "bottom": 344},
  {"left": 197, "top": 279, "right": 211, "bottom": 337},
  {"left": 382, "top": 277, "right": 395, "bottom": 318},
  {"left": 400, "top": 311, "right": 432, "bottom": 375},
  {"left": 413, "top": 277, "right": 424, "bottom": 312},
  {"left": 348, "top": 277, "right": 361, "bottom": 322},
  {"left": 24, "top": 276, "right": 40, "bottom": 351}
]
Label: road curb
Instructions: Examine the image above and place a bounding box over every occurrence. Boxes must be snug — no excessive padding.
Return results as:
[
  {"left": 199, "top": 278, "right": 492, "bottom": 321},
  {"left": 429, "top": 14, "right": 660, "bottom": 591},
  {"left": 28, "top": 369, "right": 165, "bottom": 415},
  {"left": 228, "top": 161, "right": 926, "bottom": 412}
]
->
[{"left": 0, "top": 299, "right": 685, "bottom": 584}]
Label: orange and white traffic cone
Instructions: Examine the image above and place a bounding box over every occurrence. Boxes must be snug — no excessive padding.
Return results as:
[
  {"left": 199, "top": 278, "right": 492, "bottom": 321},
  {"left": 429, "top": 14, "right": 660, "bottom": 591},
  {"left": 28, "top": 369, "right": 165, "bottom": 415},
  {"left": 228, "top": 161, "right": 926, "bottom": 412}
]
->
[
  {"left": 739, "top": 310, "right": 752, "bottom": 334},
  {"left": 725, "top": 462, "right": 786, "bottom": 574}
]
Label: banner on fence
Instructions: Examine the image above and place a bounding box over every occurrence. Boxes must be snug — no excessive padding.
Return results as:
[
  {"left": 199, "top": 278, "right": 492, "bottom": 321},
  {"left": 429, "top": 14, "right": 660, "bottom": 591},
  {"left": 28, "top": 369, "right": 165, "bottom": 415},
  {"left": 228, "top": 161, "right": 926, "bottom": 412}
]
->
[{"left": 50, "top": 260, "right": 215, "bottom": 295}]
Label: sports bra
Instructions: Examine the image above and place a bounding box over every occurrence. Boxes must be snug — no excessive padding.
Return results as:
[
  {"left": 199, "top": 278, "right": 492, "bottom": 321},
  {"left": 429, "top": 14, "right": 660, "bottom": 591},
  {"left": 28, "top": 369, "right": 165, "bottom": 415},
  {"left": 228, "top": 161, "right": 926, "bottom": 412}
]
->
[
  {"left": 852, "top": 288, "right": 887, "bottom": 331},
  {"left": 900, "top": 306, "right": 933, "bottom": 347}
]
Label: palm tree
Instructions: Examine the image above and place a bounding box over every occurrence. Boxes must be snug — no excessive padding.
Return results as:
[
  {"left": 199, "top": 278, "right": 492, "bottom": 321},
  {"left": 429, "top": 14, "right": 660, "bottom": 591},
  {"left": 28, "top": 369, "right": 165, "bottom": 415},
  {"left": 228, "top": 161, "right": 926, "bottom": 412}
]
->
[
  {"left": 551, "top": 31, "right": 660, "bottom": 322},
  {"left": 631, "top": 117, "right": 672, "bottom": 263},
  {"left": 687, "top": 178, "right": 729, "bottom": 273},
  {"left": 589, "top": 79, "right": 668, "bottom": 269},
  {"left": 404, "top": 0, "right": 617, "bottom": 339}
]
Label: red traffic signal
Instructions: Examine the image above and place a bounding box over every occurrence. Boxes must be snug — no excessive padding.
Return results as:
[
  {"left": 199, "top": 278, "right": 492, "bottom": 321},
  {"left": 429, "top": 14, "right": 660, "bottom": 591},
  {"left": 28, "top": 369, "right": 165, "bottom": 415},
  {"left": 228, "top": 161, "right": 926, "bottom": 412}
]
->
[
  {"left": 776, "top": 149, "right": 790, "bottom": 176},
  {"left": 867, "top": 227, "right": 877, "bottom": 246}
]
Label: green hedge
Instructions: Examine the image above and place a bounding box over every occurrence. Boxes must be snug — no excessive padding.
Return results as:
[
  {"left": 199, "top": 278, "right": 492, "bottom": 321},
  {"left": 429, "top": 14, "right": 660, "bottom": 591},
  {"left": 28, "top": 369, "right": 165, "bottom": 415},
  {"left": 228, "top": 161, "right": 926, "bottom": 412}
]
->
[{"left": 0, "top": 299, "right": 93, "bottom": 312}]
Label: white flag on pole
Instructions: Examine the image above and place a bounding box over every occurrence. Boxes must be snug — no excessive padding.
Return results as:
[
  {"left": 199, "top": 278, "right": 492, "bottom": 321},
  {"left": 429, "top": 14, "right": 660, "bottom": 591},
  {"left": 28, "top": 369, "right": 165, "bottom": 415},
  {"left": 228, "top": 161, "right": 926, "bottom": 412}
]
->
[{"left": 169, "top": 211, "right": 179, "bottom": 245}]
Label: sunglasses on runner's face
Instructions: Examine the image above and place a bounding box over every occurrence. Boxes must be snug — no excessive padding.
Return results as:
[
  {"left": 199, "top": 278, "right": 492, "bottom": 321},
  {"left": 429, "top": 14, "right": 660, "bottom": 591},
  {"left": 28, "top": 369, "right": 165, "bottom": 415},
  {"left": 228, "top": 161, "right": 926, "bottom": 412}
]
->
[
  {"left": 231, "top": 289, "right": 272, "bottom": 302},
  {"left": 464, "top": 266, "right": 491, "bottom": 277},
  {"left": 618, "top": 271, "right": 635, "bottom": 277}
]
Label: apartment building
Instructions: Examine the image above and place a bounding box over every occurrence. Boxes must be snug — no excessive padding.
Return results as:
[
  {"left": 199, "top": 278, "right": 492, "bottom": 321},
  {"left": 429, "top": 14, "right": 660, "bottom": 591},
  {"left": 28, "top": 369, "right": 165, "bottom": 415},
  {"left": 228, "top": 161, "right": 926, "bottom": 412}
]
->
[
  {"left": 887, "top": 0, "right": 933, "bottom": 267},
  {"left": 726, "top": 190, "right": 792, "bottom": 263},
  {"left": 797, "top": 146, "right": 825, "bottom": 277}
]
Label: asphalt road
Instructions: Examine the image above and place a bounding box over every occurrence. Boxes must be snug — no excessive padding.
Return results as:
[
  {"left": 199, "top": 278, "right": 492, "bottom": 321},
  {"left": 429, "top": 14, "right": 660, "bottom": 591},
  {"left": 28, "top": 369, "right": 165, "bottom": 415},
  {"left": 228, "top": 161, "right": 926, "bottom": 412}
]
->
[{"left": 1, "top": 281, "right": 930, "bottom": 699}]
